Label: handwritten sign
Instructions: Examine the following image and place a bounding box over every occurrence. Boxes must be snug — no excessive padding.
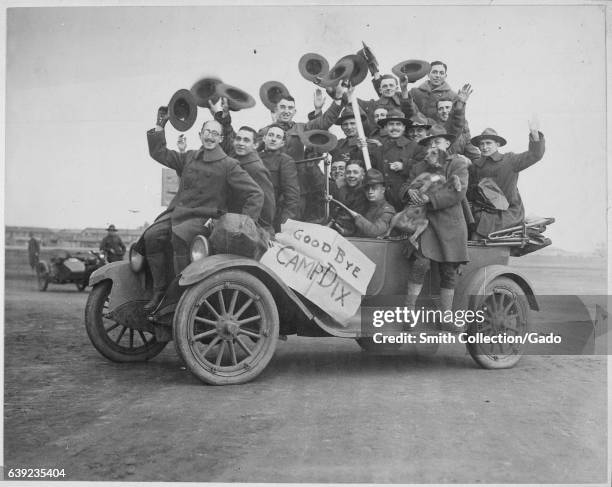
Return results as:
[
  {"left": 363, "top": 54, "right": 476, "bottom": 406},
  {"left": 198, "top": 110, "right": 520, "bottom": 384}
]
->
[{"left": 260, "top": 220, "right": 375, "bottom": 325}]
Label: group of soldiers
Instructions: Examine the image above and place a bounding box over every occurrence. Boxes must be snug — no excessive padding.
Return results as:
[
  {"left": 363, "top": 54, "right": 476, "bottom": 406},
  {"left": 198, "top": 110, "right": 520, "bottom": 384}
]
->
[{"left": 141, "top": 58, "right": 546, "bottom": 315}]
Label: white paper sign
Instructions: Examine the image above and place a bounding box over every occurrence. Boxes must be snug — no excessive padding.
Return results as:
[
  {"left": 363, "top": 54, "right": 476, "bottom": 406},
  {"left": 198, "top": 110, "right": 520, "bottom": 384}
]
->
[{"left": 260, "top": 220, "right": 376, "bottom": 325}]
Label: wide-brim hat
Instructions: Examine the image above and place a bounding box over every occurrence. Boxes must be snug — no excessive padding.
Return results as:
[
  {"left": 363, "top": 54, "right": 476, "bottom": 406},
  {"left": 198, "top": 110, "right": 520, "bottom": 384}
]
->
[
  {"left": 168, "top": 88, "right": 198, "bottom": 132},
  {"left": 107, "top": 224, "right": 117, "bottom": 232},
  {"left": 191, "top": 77, "right": 223, "bottom": 108},
  {"left": 334, "top": 106, "right": 367, "bottom": 125},
  {"left": 409, "top": 112, "right": 432, "bottom": 129},
  {"left": 418, "top": 126, "right": 456, "bottom": 146},
  {"left": 298, "top": 53, "right": 330, "bottom": 84},
  {"left": 300, "top": 129, "right": 338, "bottom": 153},
  {"left": 377, "top": 108, "right": 411, "bottom": 127},
  {"left": 471, "top": 127, "right": 507, "bottom": 147},
  {"left": 319, "top": 54, "right": 369, "bottom": 88},
  {"left": 363, "top": 169, "right": 385, "bottom": 187},
  {"left": 259, "top": 81, "right": 291, "bottom": 111},
  {"left": 215, "top": 82, "right": 256, "bottom": 111},
  {"left": 391, "top": 59, "right": 431, "bottom": 83}
]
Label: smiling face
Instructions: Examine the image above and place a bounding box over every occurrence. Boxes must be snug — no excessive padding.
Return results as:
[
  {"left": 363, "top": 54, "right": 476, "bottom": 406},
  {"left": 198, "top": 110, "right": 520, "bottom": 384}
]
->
[
  {"left": 379, "top": 77, "right": 398, "bottom": 98},
  {"left": 385, "top": 120, "right": 406, "bottom": 139},
  {"left": 479, "top": 138, "right": 500, "bottom": 157},
  {"left": 428, "top": 63, "right": 447, "bottom": 87},
  {"left": 407, "top": 126, "right": 428, "bottom": 142},
  {"left": 275, "top": 98, "right": 296, "bottom": 123},
  {"left": 199, "top": 120, "right": 223, "bottom": 150},
  {"left": 340, "top": 118, "right": 357, "bottom": 137},
  {"left": 345, "top": 163, "right": 364, "bottom": 188},
  {"left": 330, "top": 160, "right": 346, "bottom": 180},
  {"left": 264, "top": 126, "right": 285, "bottom": 151},
  {"left": 233, "top": 129, "right": 257, "bottom": 156}
]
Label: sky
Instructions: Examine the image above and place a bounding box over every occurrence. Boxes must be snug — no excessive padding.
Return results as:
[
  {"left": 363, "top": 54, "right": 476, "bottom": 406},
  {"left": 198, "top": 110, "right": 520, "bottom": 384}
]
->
[{"left": 2, "top": 1, "right": 610, "bottom": 253}]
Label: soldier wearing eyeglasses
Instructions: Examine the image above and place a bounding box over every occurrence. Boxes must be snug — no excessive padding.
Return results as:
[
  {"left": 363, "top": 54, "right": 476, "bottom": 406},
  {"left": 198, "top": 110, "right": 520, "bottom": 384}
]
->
[{"left": 141, "top": 111, "right": 264, "bottom": 313}]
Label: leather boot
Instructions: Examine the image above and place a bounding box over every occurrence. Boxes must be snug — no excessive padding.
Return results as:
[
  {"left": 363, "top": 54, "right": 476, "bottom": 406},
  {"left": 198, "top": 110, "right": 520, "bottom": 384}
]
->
[{"left": 144, "top": 252, "right": 168, "bottom": 313}]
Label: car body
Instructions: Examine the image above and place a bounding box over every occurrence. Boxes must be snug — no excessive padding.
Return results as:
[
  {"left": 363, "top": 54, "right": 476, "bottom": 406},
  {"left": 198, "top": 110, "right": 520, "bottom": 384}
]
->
[
  {"left": 85, "top": 217, "right": 554, "bottom": 385},
  {"left": 37, "top": 249, "right": 107, "bottom": 292}
]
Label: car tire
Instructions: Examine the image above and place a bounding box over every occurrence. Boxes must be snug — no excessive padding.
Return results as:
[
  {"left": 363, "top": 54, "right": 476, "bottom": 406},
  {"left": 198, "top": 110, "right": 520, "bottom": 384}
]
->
[
  {"left": 173, "top": 269, "right": 279, "bottom": 385},
  {"left": 85, "top": 280, "right": 167, "bottom": 362},
  {"left": 466, "top": 277, "right": 530, "bottom": 369}
]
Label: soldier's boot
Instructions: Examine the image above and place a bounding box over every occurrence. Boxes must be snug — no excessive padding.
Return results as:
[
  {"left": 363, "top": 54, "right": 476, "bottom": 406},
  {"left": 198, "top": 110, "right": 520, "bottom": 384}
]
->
[{"left": 143, "top": 252, "right": 168, "bottom": 313}]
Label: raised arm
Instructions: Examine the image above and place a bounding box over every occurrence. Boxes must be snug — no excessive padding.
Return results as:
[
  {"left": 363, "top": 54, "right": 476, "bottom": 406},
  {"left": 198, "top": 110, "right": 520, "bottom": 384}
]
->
[
  {"left": 304, "top": 84, "right": 348, "bottom": 130},
  {"left": 147, "top": 108, "right": 186, "bottom": 174},
  {"left": 510, "top": 118, "right": 546, "bottom": 172}
]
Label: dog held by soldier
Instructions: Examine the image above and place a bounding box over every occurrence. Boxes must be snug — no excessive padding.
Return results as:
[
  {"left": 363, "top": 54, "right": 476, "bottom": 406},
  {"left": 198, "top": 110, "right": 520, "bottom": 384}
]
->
[{"left": 384, "top": 146, "right": 461, "bottom": 245}]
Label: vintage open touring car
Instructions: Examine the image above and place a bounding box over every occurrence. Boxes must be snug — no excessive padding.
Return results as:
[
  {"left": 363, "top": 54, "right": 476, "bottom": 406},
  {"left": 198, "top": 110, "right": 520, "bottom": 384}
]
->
[{"left": 84, "top": 208, "right": 554, "bottom": 385}]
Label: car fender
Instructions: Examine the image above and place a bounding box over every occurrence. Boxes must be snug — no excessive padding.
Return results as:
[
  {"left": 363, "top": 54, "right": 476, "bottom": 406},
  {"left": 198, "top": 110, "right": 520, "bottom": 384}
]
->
[
  {"left": 89, "top": 261, "right": 148, "bottom": 309},
  {"left": 454, "top": 264, "right": 539, "bottom": 312},
  {"left": 180, "top": 254, "right": 315, "bottom": 322}
]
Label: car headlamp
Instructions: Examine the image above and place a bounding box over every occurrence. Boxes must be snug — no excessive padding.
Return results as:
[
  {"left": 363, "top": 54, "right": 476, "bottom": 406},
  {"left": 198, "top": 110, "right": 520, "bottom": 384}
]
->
[
  {"left": 129, "top": 244, "right": 145, "bottom": 272},
  {"left": 190, "top": 235, "right": 211, "bottom": 262}
]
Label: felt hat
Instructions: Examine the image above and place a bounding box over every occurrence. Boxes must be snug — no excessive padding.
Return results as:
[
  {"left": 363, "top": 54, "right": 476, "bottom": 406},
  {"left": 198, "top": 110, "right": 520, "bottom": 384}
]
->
[
  {"left": 363, "top": 169, "right": 385, "bottom": 187},
  {"left": 418, "top": 125, "right": 456, "bottom": 146},
  {"left": 259, "top": 81, "right": 291, "bottom": 111},
  {"left": 409, "top": 112, "right": 432, "bottom": 129},
  {"left": 377, "top": 108, "right": 411, "bottom": 127},
  {"left": 168, "top": 89, "right": 198, "bottom": 132},
  {"left": 107, "top": 224, "right": 117, "bottom": 232},
  {"left": 300, "top": 130, "right": 338, "bottom": 153},
  {"left": 215, "top": 82, "right": 256, "bottom": 111},
  {"left": 391, "top": 59, "right": 431, "bottom": 82},
  {"left": 334, "top": 106, "right": 367, "bottom": 125},
  {"left": 298, "top": 53, "right": 330, "bottom": 84},
  {"left": 471, "top": 127, "right": 507, "bottom": 147}
]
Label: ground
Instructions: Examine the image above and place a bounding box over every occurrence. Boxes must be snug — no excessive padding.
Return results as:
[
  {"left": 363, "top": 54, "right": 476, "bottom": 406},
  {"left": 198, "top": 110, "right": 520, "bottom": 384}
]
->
[{"left": 2, "top": 251, "right": 608, "bottom": 483}]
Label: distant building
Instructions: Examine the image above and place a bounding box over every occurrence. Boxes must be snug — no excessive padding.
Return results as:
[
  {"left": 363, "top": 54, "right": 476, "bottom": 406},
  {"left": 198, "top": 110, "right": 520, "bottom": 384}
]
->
[{"left": 5, "top": 226, "right": 144, "bottom": 249}]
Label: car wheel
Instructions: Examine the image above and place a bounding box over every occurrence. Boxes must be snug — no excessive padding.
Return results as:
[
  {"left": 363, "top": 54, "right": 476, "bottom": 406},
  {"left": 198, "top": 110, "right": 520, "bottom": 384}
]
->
[
  {"left": 36, "top": 266, "right": 49, "bottom": 291},
  {"left": 173, "top": 270, "right": 279, "bottom": 385},
  {"left": 466, "top": 277, "right": 530, "bottom": 369},
  {"left": 85, "top": 280, "right": 167, "bottom": 362}
]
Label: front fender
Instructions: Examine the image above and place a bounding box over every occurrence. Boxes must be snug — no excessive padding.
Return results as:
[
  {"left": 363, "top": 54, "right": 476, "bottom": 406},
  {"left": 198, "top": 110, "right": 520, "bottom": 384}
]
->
[
  {"left": 180, "top": 254, "right": 315, "bottom": 322},
  {"left": 454, "top": 264, "right": 539, "bottom": 312},
  {"left": 89, "top": 261, "right": 149, "bottom": 309}
]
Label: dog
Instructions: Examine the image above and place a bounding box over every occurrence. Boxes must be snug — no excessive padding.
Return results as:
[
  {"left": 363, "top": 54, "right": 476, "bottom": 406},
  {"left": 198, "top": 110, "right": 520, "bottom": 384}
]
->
[{"left": 382, "top": 148, "right": 462, "bottom": 246}]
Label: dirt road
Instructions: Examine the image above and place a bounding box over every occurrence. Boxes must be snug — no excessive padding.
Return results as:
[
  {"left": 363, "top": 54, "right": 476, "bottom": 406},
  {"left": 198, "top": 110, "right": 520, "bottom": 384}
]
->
[{"left": 3, "top": 257, "right": 608, "bottom": 483}]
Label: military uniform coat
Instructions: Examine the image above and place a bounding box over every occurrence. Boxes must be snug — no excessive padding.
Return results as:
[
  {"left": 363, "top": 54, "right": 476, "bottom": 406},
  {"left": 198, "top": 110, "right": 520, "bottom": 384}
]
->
[
  {"left": 469, "top": 133, "right": 545, "bottom": 237},
  {"left": 259, "top": 149, "right": 300, "bottom": 229},
  {"left": 99, "top": 234, "right": 126, "bottom": 262},
  {"left": 410, "top": 153, "right": 470, "bottom": 263},
  {"left": 371, "top": 136, "right": 424, "bottom": 210},
  {"left": 409, "top": 80, "right": 457, "bottom": 120},
  {"left": 331, "top": 183, "right": 368, "bottom": 235},
  {"left": 354, "top": 199, "right": 396, "bottom": 237},
  {"left": 231, "top": 151, "right": 276, "bottom": 236},
  {"left": 147, "top": 129, "right": 263, "bottom": 244}
]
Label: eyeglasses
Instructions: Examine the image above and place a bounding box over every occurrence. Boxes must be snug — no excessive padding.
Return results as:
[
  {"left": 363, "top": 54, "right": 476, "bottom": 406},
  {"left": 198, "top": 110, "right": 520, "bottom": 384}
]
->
[{"left": 202, "top": 129, "right": 221, "bottom": 137}]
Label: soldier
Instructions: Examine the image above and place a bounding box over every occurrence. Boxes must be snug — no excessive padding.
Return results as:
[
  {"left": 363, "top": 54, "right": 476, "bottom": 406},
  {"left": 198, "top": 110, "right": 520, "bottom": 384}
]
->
[
  {"left": 402, "top": 82, "right": 480, "bottom": 160},
  {"left": 230, "top": 126, "right": 277, "bottom": 237},
  {"left": 468, "top": 120, "right": 545, "bottom": 239},
  {"left": 99, "top": 224, "right": 126, "bottom": 263},
  {"left": 408, "top": 61, "right": 458, "bottom": 119},
  {"left": 143, "top": 110, "right": 263, "bottom": 313},
  {"left": 258, "top": 83, "right": 350, "bottom": 222},
  {"left": 330, "top": 161, "right": 368, "bottom": 236},
  {"left": 27, "top": 232, "right": 40, "bottom": 273},
  {"left": 403, "top": 133, "right": 470, "bottom": 317},
  {"left": 341, "top": 169, "right": 396, "bottom": 238},
  {"left": 370, "top": 109, "right": 424, "bottom": 210},
  {"left": 329, "top": 106, "right": 368, "bottom": 164},
  {"left": 258, "top": 124, "right": 300, "bottom": 232}
]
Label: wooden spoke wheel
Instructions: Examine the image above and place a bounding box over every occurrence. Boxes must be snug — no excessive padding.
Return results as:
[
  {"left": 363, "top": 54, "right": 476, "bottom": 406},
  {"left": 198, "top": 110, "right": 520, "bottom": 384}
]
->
[
  {"left": 173, "top": 270, "right": 279, "bottom": 385},
  {"left": 85, "top": 281, "right": 167, "bottom": 362}
]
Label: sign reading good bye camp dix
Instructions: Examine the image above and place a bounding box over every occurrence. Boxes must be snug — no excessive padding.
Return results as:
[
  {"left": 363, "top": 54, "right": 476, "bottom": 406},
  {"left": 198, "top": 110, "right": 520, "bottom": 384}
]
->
[{"left": 260, "top": 220, "right": 376, "bottom": 324}]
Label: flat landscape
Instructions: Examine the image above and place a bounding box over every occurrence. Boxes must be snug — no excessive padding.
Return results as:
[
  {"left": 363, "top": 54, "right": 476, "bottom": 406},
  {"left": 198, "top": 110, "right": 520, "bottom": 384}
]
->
[{"left": 3, "top": 250, "right": 608, "bottom": 483}]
